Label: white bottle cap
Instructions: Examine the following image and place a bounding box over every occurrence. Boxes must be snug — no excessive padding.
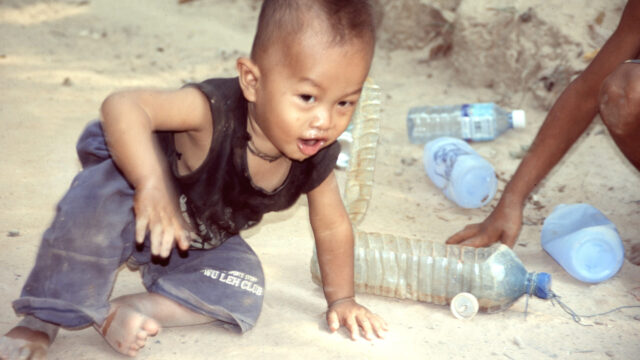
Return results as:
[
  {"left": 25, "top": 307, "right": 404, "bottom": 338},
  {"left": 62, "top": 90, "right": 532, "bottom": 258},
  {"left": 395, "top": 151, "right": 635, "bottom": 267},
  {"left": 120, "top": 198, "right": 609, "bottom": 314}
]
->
[
  {"left": 511, "top": 110, "right": 526, "bottom": 128},
  {"left": 450, "top": 292, "right": 479, "bottom": 320}
]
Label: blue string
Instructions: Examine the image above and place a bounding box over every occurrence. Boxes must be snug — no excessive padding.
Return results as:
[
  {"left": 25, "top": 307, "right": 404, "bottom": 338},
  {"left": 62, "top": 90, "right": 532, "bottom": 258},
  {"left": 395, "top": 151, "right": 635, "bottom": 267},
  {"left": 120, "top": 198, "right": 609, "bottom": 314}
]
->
[{"left": 548, "top": 290, "right": 640, "bottom": 326}]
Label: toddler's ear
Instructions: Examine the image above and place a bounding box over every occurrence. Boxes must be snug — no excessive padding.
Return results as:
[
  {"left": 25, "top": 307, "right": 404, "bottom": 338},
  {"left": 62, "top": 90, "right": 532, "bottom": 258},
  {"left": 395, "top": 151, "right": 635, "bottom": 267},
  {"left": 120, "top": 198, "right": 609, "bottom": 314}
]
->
[{"left": 237, "top": 57, "right": 260, "bottom": 102}]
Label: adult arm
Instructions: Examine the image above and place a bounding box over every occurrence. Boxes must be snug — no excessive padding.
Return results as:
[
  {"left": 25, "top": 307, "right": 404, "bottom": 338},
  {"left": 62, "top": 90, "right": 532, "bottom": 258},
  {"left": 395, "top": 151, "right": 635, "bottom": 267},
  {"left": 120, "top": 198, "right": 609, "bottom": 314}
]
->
[{"left": 447, "top": 0, "right": 640, "bottom": 247}]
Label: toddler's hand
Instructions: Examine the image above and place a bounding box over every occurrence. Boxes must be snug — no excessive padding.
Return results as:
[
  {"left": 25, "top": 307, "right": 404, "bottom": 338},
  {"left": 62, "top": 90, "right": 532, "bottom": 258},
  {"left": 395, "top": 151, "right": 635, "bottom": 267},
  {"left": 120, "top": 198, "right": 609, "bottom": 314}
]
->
[
  {"left": 133, "top": 179, "right": 191, "bottom": 258},
  {"left": 326, "top": 297, "right": 387, "bottom": 341}
]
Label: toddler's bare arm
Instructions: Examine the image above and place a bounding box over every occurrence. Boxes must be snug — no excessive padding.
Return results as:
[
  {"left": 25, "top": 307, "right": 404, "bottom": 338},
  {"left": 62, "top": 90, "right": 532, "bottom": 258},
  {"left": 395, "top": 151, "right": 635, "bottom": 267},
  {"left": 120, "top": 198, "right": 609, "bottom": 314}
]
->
[
  {"left": 307, "top": 172, "right": 387, "bottom": 340},
  {"left": 100, "top": 87, "right": 212, "bottom": 257}
]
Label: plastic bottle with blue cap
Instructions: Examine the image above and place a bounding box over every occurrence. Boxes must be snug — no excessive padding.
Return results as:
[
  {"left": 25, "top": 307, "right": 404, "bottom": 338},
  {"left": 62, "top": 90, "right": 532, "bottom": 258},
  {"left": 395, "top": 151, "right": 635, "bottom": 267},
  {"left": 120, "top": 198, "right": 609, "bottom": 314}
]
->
[
  {"left": 407, "top": 102, "right": 526, "bottom": 144},
  {"left": 541, "top": 203, "right": 625, "bottom": 283},
  {"left": 310, "top": 231, "right": 553, "bottom": 313}
]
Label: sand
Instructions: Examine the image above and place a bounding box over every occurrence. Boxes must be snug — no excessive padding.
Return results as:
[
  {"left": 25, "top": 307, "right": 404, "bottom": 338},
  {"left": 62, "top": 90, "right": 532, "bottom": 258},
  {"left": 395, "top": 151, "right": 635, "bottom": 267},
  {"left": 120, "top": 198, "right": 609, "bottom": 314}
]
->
[{"left": 1, "top": 0, "right": 639, "bottom": 359}]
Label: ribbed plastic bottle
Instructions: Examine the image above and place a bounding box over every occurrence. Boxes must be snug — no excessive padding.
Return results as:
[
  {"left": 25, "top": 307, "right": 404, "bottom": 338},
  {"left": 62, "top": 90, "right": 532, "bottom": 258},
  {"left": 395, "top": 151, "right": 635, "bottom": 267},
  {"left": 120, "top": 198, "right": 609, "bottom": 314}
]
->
[
  {"left": 424, "top": 137, "right": 497, "bottom": 208},
  {"left": 541, "top": 203, "right": 624, "bottom": 284},
  {"left": 407, "top": 102, "right": 526, "bottom": 144},
  {"left": 340, "top": 78, "right": 382, "bottom": 226},
  {"left": 310, "top": 231, "right": 552, "bottom": 313}
]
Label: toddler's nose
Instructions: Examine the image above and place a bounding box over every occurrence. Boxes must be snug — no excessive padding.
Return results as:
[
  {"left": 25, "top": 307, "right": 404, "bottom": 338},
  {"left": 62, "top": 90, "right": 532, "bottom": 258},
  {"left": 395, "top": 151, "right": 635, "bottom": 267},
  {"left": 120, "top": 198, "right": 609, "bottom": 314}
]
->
[{"left": 310, "top": 108, "right": 331, "bottom": 130}]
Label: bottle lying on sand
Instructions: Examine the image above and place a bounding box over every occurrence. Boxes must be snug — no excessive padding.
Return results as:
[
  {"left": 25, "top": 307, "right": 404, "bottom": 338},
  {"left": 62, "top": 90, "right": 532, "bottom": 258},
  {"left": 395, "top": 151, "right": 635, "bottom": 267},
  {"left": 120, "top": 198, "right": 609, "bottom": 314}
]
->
[
  {"left": 541, "top": 203, "right": 624, "bottom": 284},
  {"left": 423, "top": 137, "right": 497, "bottom": 208},
  {"left": 311, "top": 231, "right": 552, "bottom": 313},
  {"left": 407, "top": 102, "right": 525, "bottom": 144},
  {"left": 340, "top": 78, "right": 382, "bottom": 226}
]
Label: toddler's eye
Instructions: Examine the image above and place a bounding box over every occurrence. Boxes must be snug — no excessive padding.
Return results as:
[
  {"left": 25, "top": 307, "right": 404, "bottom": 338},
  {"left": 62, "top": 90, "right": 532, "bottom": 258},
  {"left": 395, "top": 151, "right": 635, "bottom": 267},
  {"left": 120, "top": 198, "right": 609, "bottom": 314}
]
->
[
  {"left": 338, "top": 100, "right": 354, "bottom": 108},
  {"left": 299, "top": 94, "right": 316, "bottom": 103}
]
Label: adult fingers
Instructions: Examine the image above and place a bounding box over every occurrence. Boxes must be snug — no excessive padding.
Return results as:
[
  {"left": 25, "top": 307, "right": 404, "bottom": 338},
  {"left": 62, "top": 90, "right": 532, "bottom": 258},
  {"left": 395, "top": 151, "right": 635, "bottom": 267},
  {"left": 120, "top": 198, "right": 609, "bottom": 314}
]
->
[
  {"left": 446, "top": 224, "right": 481, "bottom": 245},
  {"left": 500, "top": 231, "right": 519, "bottom": 248},
  {"left": 458, "top": 235, "right": 496, "bottom": 248},
  {"left": 628, "top": 243, "right": 640, "bottom": 266}
]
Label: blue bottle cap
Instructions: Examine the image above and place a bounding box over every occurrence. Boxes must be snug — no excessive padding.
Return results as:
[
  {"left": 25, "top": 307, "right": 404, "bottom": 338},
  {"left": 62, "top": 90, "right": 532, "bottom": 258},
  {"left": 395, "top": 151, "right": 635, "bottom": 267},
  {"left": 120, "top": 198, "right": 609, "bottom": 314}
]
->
[{"left": 533, "top": 272, "right": 552, "bottom": 299}]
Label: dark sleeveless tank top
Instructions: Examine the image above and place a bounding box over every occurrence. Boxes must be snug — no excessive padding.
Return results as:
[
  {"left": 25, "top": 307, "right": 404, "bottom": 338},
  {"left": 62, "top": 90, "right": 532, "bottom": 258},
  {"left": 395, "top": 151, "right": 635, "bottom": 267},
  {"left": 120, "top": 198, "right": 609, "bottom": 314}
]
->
[{"left": 157, "top": 77, "right": 340, "bottom": 249}]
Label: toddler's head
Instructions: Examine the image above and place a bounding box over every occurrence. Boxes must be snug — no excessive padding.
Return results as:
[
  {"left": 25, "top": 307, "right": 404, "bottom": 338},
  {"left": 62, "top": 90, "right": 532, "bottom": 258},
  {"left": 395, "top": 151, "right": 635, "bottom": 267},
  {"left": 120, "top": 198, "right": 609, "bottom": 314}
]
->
[{"left": 239, "top": 0, "right": 376, "bottom": 160}]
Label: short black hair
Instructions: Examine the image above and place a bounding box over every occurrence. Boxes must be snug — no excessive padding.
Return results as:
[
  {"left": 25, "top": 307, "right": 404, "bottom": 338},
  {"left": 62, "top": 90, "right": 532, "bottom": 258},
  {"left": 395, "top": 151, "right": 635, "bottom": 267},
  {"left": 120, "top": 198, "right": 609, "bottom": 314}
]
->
[{"left": 250, "top": 0, "right": 376, "bottom": 61}]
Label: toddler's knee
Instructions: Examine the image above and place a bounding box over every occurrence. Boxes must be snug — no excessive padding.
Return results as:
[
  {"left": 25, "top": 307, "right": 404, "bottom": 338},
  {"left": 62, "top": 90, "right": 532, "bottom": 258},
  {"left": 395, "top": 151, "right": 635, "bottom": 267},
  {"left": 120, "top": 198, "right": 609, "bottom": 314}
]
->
[{"left": 599, "top": 64, "right": 640, "bottom": 136}]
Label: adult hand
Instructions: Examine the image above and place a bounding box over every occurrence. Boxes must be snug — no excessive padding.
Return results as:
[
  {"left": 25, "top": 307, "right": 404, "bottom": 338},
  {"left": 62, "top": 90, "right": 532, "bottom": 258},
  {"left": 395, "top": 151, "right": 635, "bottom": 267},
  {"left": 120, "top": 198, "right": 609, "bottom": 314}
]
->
[
  {"left": 446, "top": 197, "right": 524, "bottom": 248},
  {"left": 628, "top": 243, "right": 640, "bottom": 266}
]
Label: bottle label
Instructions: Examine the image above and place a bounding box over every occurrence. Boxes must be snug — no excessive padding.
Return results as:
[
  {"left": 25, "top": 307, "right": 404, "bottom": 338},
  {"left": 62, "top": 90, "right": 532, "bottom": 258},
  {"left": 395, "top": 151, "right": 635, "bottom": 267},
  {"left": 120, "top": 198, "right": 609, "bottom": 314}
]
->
[
  {"left": 460, "top": 103, "right": 496, "bottom": 140},
  {"left": 432, "top": 142, "right": 471, "bottom": 181}
]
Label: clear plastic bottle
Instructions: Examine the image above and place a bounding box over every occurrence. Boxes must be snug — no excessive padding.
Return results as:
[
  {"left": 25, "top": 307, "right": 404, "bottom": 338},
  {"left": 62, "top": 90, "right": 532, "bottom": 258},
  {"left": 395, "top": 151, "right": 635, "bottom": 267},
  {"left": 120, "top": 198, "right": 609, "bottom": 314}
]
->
[
  {"left": 424, "top": 137, "right": 497, "bottom": 208},
  {"left": 340, "top": 78, "right": 382, "bottom": 225},
  {"left": 541, "top": 203, "right": 624, "bottom": 284},
  {"left": 310, "top": 231, "right": 552, "bottom": 313},
  {"left": 407, "top": 102, "right": 526, "bottom": 144}
]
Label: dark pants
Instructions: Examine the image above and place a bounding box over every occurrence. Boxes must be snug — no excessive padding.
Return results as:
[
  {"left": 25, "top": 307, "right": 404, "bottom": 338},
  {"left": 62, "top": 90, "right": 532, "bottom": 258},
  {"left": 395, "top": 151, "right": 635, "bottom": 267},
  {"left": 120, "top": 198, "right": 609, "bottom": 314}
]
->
[{"left": 13, "top": 121, "right": 264, "bottom": 333}]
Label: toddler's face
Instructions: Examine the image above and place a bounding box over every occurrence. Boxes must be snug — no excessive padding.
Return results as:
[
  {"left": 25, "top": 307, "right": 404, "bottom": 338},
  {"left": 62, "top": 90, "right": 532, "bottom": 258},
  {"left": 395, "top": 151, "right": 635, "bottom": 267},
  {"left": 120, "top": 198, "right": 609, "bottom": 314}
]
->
[{"left": 251, "top": 32, "right": 373, "bottom": 161}]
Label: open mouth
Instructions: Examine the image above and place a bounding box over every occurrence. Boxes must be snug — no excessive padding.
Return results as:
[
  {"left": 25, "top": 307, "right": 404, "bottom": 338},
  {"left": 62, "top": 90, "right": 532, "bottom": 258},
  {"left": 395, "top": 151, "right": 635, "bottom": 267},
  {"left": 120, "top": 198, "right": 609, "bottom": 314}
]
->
[{"left": 298, "top": 138, "right": 326, "bottom": 156}]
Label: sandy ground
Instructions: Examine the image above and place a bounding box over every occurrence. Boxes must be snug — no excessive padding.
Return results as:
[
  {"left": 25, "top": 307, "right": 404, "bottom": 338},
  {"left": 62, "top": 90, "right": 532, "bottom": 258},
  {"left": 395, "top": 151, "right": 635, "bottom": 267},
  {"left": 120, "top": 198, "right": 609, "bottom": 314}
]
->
[{"left": 1, "top": 0, "right": 639, "bottom": 359}]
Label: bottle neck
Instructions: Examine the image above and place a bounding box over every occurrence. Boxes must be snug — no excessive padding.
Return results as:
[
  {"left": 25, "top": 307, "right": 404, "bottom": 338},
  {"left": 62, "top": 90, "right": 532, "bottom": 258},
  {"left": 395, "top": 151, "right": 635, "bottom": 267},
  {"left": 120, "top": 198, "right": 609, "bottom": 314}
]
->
[{"left": 525, "top": 272, "right": 552, "bottom": 299}]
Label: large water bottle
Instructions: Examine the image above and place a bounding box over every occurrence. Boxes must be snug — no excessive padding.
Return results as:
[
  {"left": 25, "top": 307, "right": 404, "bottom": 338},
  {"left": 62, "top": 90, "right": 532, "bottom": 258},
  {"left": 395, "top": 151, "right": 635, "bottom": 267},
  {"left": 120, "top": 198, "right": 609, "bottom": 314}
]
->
[
  {"left": 407, "top": 102, "right": 526, "bottom": 144},
  {"left": 338, "top": 78, "right": 382, "bottom": 226},
  {"left": 424, "top": 137, "right": 497, "bottom": 208},
  {"left": 310, "top": 231, "right": 552, "bottom": 313},
  {"left": 541, "top": 203, "right": 624, "bottom": 284}
]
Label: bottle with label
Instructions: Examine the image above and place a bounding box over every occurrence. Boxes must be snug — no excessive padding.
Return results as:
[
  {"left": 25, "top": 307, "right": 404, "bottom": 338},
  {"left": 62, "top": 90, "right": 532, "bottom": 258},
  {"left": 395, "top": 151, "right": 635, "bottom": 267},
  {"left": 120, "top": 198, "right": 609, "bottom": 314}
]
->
[
  {"left": 407, "top": 102, "right": 526, "bottom": 144},
  {"left": 423, "top": 137, "right": 497, "bottom": 208},
  {"left": 541, "top": 203, "right": 624, "bottom": 283},
  {"left": 310, "top": 231, "right": 552, "bottom": 313}
]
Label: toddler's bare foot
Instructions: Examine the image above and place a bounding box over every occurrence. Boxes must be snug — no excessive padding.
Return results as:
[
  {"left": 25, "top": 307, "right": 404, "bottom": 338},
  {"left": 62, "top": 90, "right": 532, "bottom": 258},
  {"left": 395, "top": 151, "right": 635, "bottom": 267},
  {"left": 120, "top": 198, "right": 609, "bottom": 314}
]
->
[
  {"left": 0, "top": 316, "right": 58, "bottom": 360},
  {"left": 96, "top": 301, "right": 160, "bottom": 357}
]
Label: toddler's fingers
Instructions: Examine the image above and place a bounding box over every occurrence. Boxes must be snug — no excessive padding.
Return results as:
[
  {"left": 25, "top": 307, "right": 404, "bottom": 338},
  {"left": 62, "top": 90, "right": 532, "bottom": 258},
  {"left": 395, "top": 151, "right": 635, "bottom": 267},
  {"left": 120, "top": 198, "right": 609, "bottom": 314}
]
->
[
  {"left": 326, "top": 310, "right": 340, "bottom": 333},
  {"left": 345, "top": 316, "right": 359, "bottom": 341},
  {"left": 342, "top": 316, "right": 360, "bottom": 341},
  {"left": 177, "top": 230, "right": 191, "bottom": 251},
  {"left": 150, "top": 223, "right": 163, "bottom": 256},
  {"left": 160, "top": 227, "right": 174, "bottom": 258},
  {"left": 135, "top": 215, "right": 149, "bottom": 245},
  {"left": 172, "top": 218, "right": 191, "bottom": 251},
  {"left": 369, "top": 314, "right": 388, "bottom": 338},
  {"left": 357, "top": 316, "right": 374, "bottom": 340}
]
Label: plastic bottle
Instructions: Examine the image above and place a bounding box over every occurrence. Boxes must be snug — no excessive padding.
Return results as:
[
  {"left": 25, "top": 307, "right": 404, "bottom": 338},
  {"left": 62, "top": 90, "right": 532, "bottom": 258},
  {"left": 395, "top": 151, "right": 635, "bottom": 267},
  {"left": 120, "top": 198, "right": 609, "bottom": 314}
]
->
[
  {"left": 541, "top": 203, "right": 624, "bottom": 284},
  {"left": 340, "top": 78, "right": 382, "bottom": 226},
  {"left": 335, "top": 125, "right": 354, "bottom": 170},
  {"left": 310, "top": 231, "right": 552, "bottom": 313},
  {"left": 423, "top": 137, "right": 497, "bottom": 208},
  {"left": 407, "top": 102, "right": 526, "bottom": 144}
]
